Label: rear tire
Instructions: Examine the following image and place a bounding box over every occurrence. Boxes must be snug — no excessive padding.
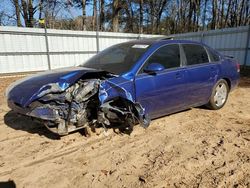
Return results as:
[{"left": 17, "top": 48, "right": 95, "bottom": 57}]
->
[{"left": 206, "top": 79, "right": 229, "bottom": 110}]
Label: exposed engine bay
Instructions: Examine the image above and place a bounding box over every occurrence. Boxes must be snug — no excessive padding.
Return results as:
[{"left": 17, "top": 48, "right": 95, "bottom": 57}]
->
[{"left": 9, "top": 74, "right": 150, "bottom": 135}]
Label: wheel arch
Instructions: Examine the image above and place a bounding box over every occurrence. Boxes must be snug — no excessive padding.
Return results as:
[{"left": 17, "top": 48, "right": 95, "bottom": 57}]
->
[{"left": 221, "top": 77, "right": 231, "bottom": 91}]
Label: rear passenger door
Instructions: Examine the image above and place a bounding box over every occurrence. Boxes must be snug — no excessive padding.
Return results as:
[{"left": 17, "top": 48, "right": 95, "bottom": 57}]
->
[{"left": 181, "top": 44, "right": 218, "bottom": 107}]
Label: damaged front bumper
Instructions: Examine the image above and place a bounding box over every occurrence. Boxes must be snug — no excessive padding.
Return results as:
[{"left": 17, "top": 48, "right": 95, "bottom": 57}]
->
[
  {"left": 8, "top": 100, "right": 73, "bottom": 135},
  {"left": 7, "top": 78, "right": 150, "bottom": 136},
  {"left": 8, "top": 100, "right": 61, "bottom": 121}
]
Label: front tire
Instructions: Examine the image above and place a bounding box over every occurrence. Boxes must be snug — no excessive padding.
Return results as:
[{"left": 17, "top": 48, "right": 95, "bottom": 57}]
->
[{"left": 207, "top": 79, "right": 229, "bottom": 110}]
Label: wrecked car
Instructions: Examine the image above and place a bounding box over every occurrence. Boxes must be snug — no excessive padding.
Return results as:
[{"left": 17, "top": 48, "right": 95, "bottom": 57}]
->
[{"left": 6, "top": 39, "right": 240, "bottom": 135}]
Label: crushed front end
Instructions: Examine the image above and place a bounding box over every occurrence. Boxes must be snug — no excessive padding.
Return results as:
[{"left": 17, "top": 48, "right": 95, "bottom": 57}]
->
[{"left": 6, "top": 73, "right": 150, "bottom": 136}]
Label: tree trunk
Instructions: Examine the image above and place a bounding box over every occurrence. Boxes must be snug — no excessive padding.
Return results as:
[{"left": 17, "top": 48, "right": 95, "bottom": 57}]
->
[
  {"left": 92, "top": 0, "right": 97, "bottom": 31},
  {"left": 139, "top": 0, "right": 143, "bottom": 34},
  {"left": 181, "top": 0, "right": 187, "bottom": 32},
  {"left": 124, "top": 0, "right": 134, "bottom": 32},
  {"left": 220, "top": 0, "right": 224, "bottom": 28},
  {"left": 100, "top": 0, "right": 105, "bottom": 31},
  {"left": 38, "top": 0, "right": 43, "bottom": 20},
  {"left": 146, "top": 7, "right": 149, "bottom": 34},
  {"left": 82, "top": 0, "right": 86, "bottom": 30},
  {"left": 230, "top": 1, "right": 237, "bottom": 27},
  {"left": 156, "top": 0, "right": 167, "bottom": 34},
  {"left": 195, "top": 0, "right": 201, "bottom": 31},
  {"left": 149, "top": 1, "right": 155, "bottom": 33},
  {"left": 244, "top": 0, "right": 249, "bottom": 25},
  {"left": 27, "top": 0, "right": 34, "bottom": 27},
  {"left": 192, "top": 2, "right": 196, "bottom": 31},
  {"left": 224, "top": 0, "right": 232, "bottom": 27},
  {"left": 178, "top": 0, "right": 183, "bottom": 32},
  {"left": 129, "top": 1, "right": 134, "bottom": 32},
  {"left": 13, "top": 0, "right": 21, "bottom": 27},
  {"left": 21, "top": 0, "right": 34, "bottom": 27},
  {"left": 202, "top": 0, "right": 207, "bottom": 30},
  {"left": 112, "top": 0, "right": 119, "bottom": 32},
  {"left": 238, "top": 0, "right": 245, "bottom": 26},
  {"left": 38, "top": 0, "right": 44, "bottom": 28},
  {"left": 187, "top": 0, "right": 193, "bottom": 31},
  {"left": 211, "top": 0, "right": 217, "bottom": 29},
  {"left": 21, "top": 0, "right": 28, "bottom": 27}
]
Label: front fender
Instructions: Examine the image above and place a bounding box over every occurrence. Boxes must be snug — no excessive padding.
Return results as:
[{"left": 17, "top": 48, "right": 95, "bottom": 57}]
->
[{"left": 99, "top": 77, "right": 135, "bottom": 104}]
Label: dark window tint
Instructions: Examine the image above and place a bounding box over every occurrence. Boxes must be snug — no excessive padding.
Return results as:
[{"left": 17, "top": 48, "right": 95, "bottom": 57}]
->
[
  {"left": 142, "top": 44, "right": 180, "bottom": 71},
  {"left": 207, "top": 48, "right": 220, "bottom": 61},
  {"left": 183, "top": 44, "right": 209, "bottom": 65}
]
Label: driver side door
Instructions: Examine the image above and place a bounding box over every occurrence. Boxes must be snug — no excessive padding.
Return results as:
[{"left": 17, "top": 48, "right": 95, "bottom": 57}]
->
[{"left": 135, "top": 44, "right": 188, "bottom": 119}]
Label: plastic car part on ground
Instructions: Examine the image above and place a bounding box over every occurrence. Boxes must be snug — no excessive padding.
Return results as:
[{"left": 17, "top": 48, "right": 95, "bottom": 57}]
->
[{"left": 22, "top": 74, "right": 150, "bottom": 135}]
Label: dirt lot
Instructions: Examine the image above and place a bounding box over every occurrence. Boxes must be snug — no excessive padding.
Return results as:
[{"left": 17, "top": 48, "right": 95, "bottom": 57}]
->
[{"left": 0, "top": 76, "right": 249, "bottom": 188}]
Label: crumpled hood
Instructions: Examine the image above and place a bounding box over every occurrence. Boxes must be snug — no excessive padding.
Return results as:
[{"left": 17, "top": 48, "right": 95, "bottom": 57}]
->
[{"left": 6, "top": 67, "right": 106, "bottom": 107}]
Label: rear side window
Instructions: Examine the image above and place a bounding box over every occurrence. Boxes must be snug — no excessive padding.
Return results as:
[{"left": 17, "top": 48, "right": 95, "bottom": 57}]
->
[
  {"left": 207, "top": 48, "right": 220, "bottom": 61},
  {"left": 142, "top": 44, "right": 180, "bottom": 71},
  {"left": 182, "top": 44, "right": 209, "bottom": 65}
]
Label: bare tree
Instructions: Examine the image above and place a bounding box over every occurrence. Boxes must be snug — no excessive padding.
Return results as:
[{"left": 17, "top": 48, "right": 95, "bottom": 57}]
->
[
  {"left": 202, "top": 0, "right": 208, "bottom": 30},
  {"left": 0, "top": 11, "right": 5, "bottom": 26},
  {"left": 38, "top": 0, "right": 44, "bottom": 20},
  {"left": 13, "top": 0, "right": 22, "bottom": 26},
  {"left": 82, "top": 0, "right": 86, "bottom": 30},
  {"left": 92, "top": 0, "right": 97, "bottom": 31},
  {"left": 123, "top": 0, "right": 135, "bottom": 32},
  {"left": 155, "top": 0, "right": 167, "bottom": 33},
  {"left": 20, "top": 0, "right": 36, "bottom": 27},
  {"left": 71, "top": 0, "right": 88, "bottom": 30},
  {"left": 112, "top": 0, "right": 120, "bottom": 32},
  {"left": 4, "top": 0, "right": 250, "bottom": 34},
  {"left": 219, "top": 0, "right": 224, "bottom": 28},
  {"left": 100, "top": 0, "right": 105, "bottom": 31},
  {"left": 238, "top": 0, "right": 245, "bottom": 26},
  {"left": 211, "top": 0, "right": 217, "bottom": 29},
  {"left": 224, "top": 0, "right": 232, "bottom": 27},
  {"left": 139, "top": 0, "right": 143, "bottom": 34}
]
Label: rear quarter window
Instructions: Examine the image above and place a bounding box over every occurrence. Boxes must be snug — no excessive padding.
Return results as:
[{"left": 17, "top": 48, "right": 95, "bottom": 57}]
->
[
  {"left": 207, "top": 48, "right": 220, "bottom": 62},
  {"left": 182, "top": 44, "right": 209, "bottom": 65}
]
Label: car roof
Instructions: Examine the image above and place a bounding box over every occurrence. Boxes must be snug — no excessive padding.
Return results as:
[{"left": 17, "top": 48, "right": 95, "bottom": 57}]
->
[{"left": 125, "top": 38, "right": 203, "bottom": 46}]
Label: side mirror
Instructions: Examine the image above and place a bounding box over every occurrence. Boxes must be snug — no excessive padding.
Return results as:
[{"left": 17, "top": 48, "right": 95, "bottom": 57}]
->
[{"left": 144, "top": 63, "right": 165, "bottom": 74}]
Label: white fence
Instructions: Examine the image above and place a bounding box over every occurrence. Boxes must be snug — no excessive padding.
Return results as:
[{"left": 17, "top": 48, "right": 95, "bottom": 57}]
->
[
  {"left": 0, "top": 26, "right": 161, "bottom": 74},
  {"left": 0, "top": 25, "right": 249, "bottom": 74}
]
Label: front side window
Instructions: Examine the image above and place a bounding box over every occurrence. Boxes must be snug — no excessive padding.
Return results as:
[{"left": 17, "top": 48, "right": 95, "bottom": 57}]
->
[
  {"left": 140, "top": 44, "right": 180, "bottom": 73},
  {"left": 182, "top": 44, "right": 209, "bottom": 65}
]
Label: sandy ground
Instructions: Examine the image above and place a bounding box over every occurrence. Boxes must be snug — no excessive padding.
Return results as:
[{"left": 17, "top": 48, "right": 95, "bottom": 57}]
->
[{"left": 0, "top": 76, "right": 249, "bottom": 188}]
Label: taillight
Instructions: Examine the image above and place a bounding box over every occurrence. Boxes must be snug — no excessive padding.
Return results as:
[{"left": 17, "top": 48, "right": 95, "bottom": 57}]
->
[{"left": 236, "top": 63, "right": 240, "bottom": 73}]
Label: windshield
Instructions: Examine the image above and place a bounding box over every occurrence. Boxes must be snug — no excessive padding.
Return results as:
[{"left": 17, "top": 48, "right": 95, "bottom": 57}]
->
[{"left": 81, "top": 42, "right": 150, "bottom": 75}]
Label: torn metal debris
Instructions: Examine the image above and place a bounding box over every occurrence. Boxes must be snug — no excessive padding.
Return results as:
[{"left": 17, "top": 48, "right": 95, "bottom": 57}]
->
[{"left": 7, "top": 70, "right": 150, "bottom": 135}]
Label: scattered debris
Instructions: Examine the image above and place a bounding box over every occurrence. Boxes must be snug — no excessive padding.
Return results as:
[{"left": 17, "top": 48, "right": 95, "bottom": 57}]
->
[
  {"left": 139, "top": 175, "right": 147, "bottom": 183},
  {"left": 101, "top": 170, "right": 109, "bottom": 176}
]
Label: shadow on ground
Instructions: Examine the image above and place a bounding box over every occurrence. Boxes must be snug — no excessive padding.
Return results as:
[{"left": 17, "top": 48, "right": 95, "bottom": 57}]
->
[
  {"left": 4, "top": 110, "right": 61, "bottom": 140},
  {"left": 3, "top": 110, "right": 133, "bottom": 139},
  {"left": 0, "top": 180, "right": 16, "bottom": 188},
  {"left": 239, "top": 76, "right": 250, "bottom": 88}
]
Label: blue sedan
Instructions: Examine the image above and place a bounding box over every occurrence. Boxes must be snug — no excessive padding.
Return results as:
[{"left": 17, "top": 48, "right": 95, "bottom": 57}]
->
[{"left": 6, "top": 39, "right": 240, "bottom": 135}]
